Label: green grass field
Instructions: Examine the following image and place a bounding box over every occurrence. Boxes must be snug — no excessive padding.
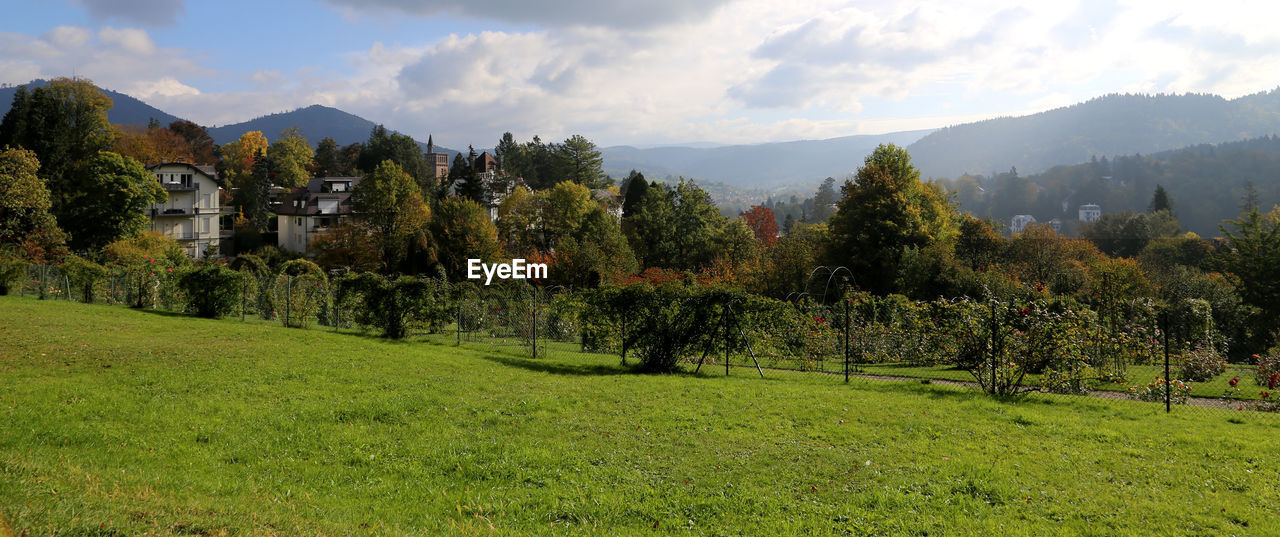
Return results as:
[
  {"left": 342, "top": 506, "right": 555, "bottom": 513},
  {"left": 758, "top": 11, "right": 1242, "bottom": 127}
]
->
[{"left": 2, "top": 296, "right": 1279, "bottom": 536}]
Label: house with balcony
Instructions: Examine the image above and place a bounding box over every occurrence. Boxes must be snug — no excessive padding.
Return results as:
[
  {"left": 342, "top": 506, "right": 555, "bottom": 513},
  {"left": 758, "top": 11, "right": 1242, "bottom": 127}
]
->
[
  {"left": 275, "top": 176, "right": 360, "bottom": 254},
  {"left": 147, "top": 162, "right": 223, "bottom": 258}
]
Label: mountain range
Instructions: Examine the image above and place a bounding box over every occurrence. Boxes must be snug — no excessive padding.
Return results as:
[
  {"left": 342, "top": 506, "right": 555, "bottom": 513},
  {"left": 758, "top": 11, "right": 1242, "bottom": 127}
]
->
[
  {"left": 906, "top": 89, "right": 1280, "bottom": 179},
  {"left": 4, "top": 79, "right": 1280, "bottom": 199},
  {"left": 600, "top": 130, "right": 933, "bottom": 190}
]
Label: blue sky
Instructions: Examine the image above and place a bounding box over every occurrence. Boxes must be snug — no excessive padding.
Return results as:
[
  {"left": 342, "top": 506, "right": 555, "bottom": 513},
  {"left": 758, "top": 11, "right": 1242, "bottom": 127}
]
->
[{"left": 3, "top": 0, "right": 1277, "bottom": 148}]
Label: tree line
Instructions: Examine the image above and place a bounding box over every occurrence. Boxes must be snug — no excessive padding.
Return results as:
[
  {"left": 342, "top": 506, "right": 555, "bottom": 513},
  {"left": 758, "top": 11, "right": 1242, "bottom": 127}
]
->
[{"left": 6, "top": 78, "right": 1280, "bottom": 359}]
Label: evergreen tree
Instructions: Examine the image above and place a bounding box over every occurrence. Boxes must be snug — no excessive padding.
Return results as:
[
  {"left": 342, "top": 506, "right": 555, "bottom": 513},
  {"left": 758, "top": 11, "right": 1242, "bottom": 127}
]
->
[
  {"left": 312, "top": 137, "right": 342, "bottom": 177},
  {"left": 621, "top": 170, "right": 648, "bottom": 217},
  {"left": 455, "top": 146, "right": 485, "bottom": 203},
  {"left": 1150, "top": 184, "right": 1174, "bottom": 214}
]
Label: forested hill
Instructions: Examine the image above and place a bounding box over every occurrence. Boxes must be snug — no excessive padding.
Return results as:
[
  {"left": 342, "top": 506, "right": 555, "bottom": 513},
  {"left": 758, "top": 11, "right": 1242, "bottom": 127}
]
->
[
  {"left": 210, "top": 105, "right": 375, "bottom": 147},
  {"left": 909, "top": 89, "right": 1280, "bottom": 179},
  {"left": 0, "top": 80, "right": 182, "bottom": 127},
  {"left": 942, "top": 134, "right": 1280, "bottom": 238}
]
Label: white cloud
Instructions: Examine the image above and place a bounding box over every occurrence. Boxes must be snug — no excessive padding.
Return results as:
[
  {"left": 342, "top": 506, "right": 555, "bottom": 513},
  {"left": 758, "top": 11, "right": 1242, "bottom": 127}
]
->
[
  {"left": 98, "top": 27, "right": 157, "bottom": 55},
  {"left": 7, "top": 1, "right": 1280, "bottom": 148},
  {"left": 128, "top": 76, "right": 200, "bottom": 98}
]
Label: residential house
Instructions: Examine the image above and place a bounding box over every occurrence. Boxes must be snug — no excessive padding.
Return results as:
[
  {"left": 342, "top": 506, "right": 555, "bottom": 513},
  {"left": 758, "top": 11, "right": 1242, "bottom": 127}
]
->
[
  {"left": 591, "top": 188, "right": 623, "bottom": 220},
  {"left": 1079, "top": 204, "right": 1101, "bottom": 223},
  {"left": 275, "top": 177, "right": 360, "bottom": 254},
  {"left": 146, "top": 162, "right": 223, "bottom": 258},
  {"left": 1010, "top": 214, "right": 1037, "bottom": 234}
]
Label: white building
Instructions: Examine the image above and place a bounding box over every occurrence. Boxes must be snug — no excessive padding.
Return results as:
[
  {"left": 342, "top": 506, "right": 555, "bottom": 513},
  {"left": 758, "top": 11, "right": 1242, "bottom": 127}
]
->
[
  {"left": 275, "top": 177, "right": 359, "bottom": 254},
  {"left": 147, "top": 162, "right": 223, "bottom": 258},
  {"left": 1010, "top": 214, "right": 1037, "bottom": 234},
  {"left": 1079, "top": 204, "right": 1101, "bottom": 223}
]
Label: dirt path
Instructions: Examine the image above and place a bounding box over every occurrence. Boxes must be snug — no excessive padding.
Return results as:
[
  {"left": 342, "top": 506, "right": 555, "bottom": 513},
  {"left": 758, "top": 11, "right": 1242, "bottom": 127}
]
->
[{"left": 713, "top": 360, "right": 1251, "bottom": 410}]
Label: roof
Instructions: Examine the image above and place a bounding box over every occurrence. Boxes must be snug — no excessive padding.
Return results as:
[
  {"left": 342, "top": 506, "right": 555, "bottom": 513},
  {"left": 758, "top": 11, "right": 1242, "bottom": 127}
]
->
[
  {"left": 273, "top": 177, "right": 360, "bottom": 217},
  {"left": 147, "top": 161, "right": 223, "bottom": 188}
]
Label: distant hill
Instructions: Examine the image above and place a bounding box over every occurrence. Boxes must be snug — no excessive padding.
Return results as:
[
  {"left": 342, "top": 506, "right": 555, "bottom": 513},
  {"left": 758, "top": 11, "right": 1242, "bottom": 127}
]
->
[
  {"left": 209, "top": 105, "right": 377, "bottom": 146},
  {"left": 943, "top": 134, "right": 1280, "bottom": 238},
  {"left": 208, "top": 104, "right": 462, "bottom": 157},
  {"left": 0, "top": 79, "right": 183, "bottom": 127},
  {"left": 908, "top": 89, "right": 1280, "bottom": 179},
  {"left": 601, "top": 129, "right": 932, "bottom": 190}
]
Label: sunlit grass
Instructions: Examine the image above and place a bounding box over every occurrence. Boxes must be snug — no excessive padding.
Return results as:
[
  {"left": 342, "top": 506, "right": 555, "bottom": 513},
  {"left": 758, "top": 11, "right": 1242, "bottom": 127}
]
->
[{"left": 2, "top": 295, "right": 1278, "bottom": 536}]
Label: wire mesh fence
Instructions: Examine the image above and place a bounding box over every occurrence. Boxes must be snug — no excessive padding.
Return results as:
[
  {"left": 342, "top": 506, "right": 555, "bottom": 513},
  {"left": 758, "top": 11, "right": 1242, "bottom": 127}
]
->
[{"left": 6, "top": 261, "right": 1277, "bottom": 420}]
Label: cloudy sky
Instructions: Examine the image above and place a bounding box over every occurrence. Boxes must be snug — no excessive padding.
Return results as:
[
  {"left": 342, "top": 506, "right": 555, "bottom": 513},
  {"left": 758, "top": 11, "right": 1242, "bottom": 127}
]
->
[{"left": 3, "top": 0, "right": 1277, "bottom": 148}]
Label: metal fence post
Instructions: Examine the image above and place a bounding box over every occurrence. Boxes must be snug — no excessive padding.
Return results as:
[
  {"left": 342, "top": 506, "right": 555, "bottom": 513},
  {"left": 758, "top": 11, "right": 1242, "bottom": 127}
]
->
[
  {"left": 843, "top": 294, "right": 850, "bottom": 383},
  {"left": 285, "top": 276, "right": 292, "bottom": 328},
  {"left": 457, "top": 292, "right": 463, "bottom": 346},
  {"left": 1162, "top": 310, "right": 1171, "bottom": 413}
]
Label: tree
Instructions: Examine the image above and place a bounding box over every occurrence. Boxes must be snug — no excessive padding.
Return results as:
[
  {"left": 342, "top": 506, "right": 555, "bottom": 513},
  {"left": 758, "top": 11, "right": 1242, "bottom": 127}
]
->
[
  {"left": 1150, "top": 184, "right": 1174, "bottom": 214},
  {"left": 308, "top": 221, "right": 381, "bottom": 273},
  {"left": 113, "top": 121, "right": 194, "bottom": 165},
  {"left": 232, "top": 149, "right": 273, "bottom": 230},
  {"left": 358, "top": 125, "right": 433, "bottom": 196},
  {"left": 553, "top": 206, "right": 638, "bottom": 286},
  {"left": 339, "top": 272, "right": 443, "bottom": 338},
  {"left": 179, "top": 264, "right": 245, "bottom": 318},
  {"left": 811, "top": 177, "right": 838, "bottom": 222},
  {"left": 268, "top": 127, "right": 314, "bottom": 188},
  {"left": 0, "top": 147, "right": 67, "bottom": 261},
  {"left": 542, "top": 181, "right": 596, "bottom": 247},
  {"left": 1215, "top": 207, "right": 1280, "bottom": 349},
  {"left": 429, "top": 197, "right": 501, "bottom": 279},
  {"left": 754, "top": 222, "right": 828, "bottom": 297},
  {"left": 554, "top": 134, "right": 610, "bottom": 188},
  {"left": 495, "top": 185, "right": 542, "bottom": 255},
  {"left": 494, "top": 132, "right": 522, "bottom": 173},
  {"left": 954, "top": 215, "right": 1004, "bottom": 270},
  {"left": 0, "top": 78, "right": 117, "bottom": 229},
  {"left": 64, "top": 151, "right": 166, "bottom": 251},
  {"left": 352, "top": 160, "right": 431, "bottom": 271},
  {"left": 621, "top": 170, "right": 648, "bottom": 217},
  {"left": 167, "top": 120, "right": 216, "bottom": 165},
  {"left": 453, "top": 146, "right": 485, "bottom": 202},
  {"left": 739, "top": 205, "right": 778, "bottom": 246},
  {"left": 219, "top": 131, "right": 269, "bottom": 192},
  {"left": 826, "top": 144, "right": 957, "bottom": 293},
  {"left": 312, "top": 137, "right": 343, "bottom": 177}
]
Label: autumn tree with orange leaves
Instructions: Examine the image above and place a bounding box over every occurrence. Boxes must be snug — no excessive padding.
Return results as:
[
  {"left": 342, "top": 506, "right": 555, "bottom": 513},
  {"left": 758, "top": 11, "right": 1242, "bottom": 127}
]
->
[{"left": 740, "top": 205, "right": 779, "bottom": 247}]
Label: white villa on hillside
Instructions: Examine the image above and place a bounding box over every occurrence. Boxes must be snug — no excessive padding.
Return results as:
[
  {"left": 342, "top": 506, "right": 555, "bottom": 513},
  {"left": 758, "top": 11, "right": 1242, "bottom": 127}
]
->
[
  {"left": 147, "top": 162, "right": 223, "bottom": 258},
  {"left": 1079, "top": 204, "right": 1102, "bottom": 223},
  {"left": 275, "top": 177, "right": 360, "bottom": 253},
  {"left": 1010, "top": 214, "right": 1037, "bottom": 234}
]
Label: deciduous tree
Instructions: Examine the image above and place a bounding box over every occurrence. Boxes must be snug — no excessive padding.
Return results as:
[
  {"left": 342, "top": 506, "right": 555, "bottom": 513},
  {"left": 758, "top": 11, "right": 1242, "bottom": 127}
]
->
[{"left": 268, "top": 127, "right": 314, "bottom": 187}]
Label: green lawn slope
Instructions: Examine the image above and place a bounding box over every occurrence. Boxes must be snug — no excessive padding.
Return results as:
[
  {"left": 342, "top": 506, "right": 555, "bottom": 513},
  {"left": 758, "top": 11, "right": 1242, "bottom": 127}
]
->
[{"left": 1, "top": 296, "right": 1277, "bottom": 536}]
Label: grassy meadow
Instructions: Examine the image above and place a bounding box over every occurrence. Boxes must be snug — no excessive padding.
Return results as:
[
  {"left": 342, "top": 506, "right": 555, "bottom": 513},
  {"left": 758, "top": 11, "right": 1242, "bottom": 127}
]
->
[{"left": 2, "top": 295, "right": 1279, "bottom": 536}]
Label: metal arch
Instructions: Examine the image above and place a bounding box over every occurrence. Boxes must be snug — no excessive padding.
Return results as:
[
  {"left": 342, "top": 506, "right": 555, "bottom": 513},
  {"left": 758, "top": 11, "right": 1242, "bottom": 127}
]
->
[{"left": 820, "top": 266, "right": 855, "bottom": 304}]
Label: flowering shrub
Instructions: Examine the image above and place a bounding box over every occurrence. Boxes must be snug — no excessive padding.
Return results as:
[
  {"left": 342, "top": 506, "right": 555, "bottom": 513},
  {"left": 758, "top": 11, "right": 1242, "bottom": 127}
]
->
[
  {"left": 1255, "top": 353, "right": 1280, "bottom": 390},
  {"left": 1039, "top": 364, "right": 1091, "bottom": 395},
  {"left": 1128, "top": 377, "right": 1191, "bottom": 405},
  {"left": 1178, "top": 344, "right": 1226, "bottom": 382},
  {"left": 1255, "top": 390, "right": 1280, "bottom": 413}
]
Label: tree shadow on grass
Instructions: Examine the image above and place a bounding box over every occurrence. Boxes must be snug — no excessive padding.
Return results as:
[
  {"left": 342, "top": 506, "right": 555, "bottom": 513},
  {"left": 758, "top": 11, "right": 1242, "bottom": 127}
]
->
[
  {"left": 477, "top": 353, "right": 629, "bottom": 377},
  {"left": 132, "top": 307, "right": 195, "bottom": 319}
]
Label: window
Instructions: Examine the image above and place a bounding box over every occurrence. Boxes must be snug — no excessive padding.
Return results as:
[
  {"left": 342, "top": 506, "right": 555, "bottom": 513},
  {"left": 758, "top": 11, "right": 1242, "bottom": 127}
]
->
[{"left": 296, "top": 217, "right": 302, "bottom": 226}]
